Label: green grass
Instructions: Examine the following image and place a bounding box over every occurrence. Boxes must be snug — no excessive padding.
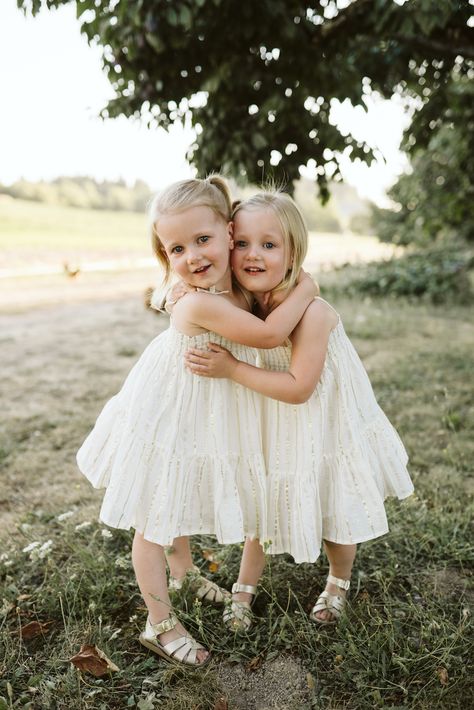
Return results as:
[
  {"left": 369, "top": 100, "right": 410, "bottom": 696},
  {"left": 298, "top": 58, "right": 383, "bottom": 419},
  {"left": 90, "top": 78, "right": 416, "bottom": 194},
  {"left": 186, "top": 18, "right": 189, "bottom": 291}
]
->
[
  {"left": 0, "top": 197, "right": 148, "bottom": 259},
  {"left": 1, "top": 297, "right": 473, "bottom": 709}
]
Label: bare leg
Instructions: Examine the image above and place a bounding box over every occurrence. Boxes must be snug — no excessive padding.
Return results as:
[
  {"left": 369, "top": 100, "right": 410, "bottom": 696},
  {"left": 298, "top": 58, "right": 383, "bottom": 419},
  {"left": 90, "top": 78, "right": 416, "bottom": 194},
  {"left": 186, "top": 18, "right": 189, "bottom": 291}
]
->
[
  {"left": 233, "top": 537, "right": 266, "bottom": 604},
  {"left": 165, "top": 536, "right": 195, "bottom": 580},
  {"left": 132, "top": 531, "right": 209, "bottom": 663},
  {"left": 314, "top": 540, "right": 357, "bottom": 622}
]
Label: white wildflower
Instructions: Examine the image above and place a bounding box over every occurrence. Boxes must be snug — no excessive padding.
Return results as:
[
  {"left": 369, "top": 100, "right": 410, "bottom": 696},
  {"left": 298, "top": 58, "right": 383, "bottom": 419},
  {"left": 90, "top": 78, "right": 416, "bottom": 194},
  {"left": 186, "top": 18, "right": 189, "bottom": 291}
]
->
[
  {"left": 22, "top": 541, "right": 41, "bottom": 553},
  {"left": 74, "top": 521, "right": 92, "bottom": 532},
  {"left": 101, "top": 529, "right": 113, "bottom": 539},
  {"left": 4, "top": 560, "right": 13, "bottom": 568},
  {"left": 28, "top": 540, "right": 53, "bottom": 561},
  {"left": 0, "top": 553, "right": 9, "bottom": 562},
  {"left": 114, "top": 557, "right": 129, "bottom": 569},
  {"left": 57, "top": 511, "right": 75, "bottom": 522},
  {"left": 129, "top": 614, "right": 138, "bottom": 623}
]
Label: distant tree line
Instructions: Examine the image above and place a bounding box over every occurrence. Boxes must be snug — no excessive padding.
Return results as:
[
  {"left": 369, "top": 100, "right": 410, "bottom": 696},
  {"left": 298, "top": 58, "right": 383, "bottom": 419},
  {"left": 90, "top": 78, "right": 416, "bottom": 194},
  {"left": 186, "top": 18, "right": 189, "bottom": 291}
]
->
[
  {"left": 0, "top": 175, "right": 371, "bottom": 235},
  {"left": 0, "top": 177, "right": 152, "bottom": 213}
]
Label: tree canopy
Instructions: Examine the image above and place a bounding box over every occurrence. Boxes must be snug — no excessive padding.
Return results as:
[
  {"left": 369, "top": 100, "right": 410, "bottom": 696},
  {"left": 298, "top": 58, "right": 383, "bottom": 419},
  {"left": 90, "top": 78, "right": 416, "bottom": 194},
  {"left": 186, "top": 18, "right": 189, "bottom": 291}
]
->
[{"left": 19, "top": 0, "right": 473, "bottom": 198}]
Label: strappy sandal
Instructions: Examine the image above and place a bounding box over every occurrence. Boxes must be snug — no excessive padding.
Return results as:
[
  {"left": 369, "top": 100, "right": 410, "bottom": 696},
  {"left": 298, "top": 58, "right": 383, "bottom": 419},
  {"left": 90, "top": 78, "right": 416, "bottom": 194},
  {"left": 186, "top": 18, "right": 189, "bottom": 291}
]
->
[
  {"left": 223, "top": 582, "right": 257, "bottom": 632},
  {"left": 139, "top": 613, "right": 210, "bottom": 666},
  {"left": 168, "top": 565, "right": 230, "bottom": 605},
  {"left": 309, "top": 574, "right": 350, "bottom": 626}
]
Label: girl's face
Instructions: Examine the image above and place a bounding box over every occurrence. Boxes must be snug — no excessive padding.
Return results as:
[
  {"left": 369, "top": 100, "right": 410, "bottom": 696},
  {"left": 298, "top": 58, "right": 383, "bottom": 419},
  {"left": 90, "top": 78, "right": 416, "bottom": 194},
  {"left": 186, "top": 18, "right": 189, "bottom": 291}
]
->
[
  {"left": 231, "top": 208, "right": 291, "bottom": 293},
  {"left": 157, "top": 205, "right": 233, "bottom": 289}
]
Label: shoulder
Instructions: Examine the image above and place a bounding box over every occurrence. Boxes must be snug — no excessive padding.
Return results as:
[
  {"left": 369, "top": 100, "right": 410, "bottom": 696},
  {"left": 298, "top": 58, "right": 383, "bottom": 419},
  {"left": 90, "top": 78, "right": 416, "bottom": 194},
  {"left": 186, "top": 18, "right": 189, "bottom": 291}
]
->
[
  {"left": 174, "top": 291, "right": 229, "bottom": 317},
  {"left": 300, "top": 297, "right": 339, "bottom": 333}
]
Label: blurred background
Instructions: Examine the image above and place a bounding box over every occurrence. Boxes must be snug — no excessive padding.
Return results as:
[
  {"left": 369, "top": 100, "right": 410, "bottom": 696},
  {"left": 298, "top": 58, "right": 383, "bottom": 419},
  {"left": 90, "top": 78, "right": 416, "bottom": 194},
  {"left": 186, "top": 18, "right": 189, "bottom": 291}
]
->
[{"left": 3, "top": 0, "right": 471, "bottom": 310}]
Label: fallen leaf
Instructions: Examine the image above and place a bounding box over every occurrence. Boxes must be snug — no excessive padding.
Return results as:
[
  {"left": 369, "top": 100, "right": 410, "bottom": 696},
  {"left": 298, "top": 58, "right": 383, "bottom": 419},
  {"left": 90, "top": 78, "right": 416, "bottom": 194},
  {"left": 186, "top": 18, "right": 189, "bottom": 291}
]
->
[
  {"left": 306, "top": 672, "right": 315, "bottom": 690},
  {"left": 208, "top": 561, "right": 220, "bottom": 573},
  {"left": 436, "top": 667, "right": 448, "bottom": 686},
  {"left": 246, "top": 656, "right": 263, "bottom": 671},
  {"left": 213, "top": 697, "right": 228, "bottom": 710},
  {"left": 17, "top": 594, "right": 32, "bottom": 602},
  {"left": 359, "top": 590, "right": 370, "bottom": 602},
  {"left": 201, "top": 549, "right": 215, "bottom": 561},
  {"left": 70, "top": 644, "right": 119, "bottom": 677},
  {"left": 334, "top": 655, "right": 343, "bottom": 664},
  {"left": 19, "top": 620, "right": 53, "bottom": 640}
]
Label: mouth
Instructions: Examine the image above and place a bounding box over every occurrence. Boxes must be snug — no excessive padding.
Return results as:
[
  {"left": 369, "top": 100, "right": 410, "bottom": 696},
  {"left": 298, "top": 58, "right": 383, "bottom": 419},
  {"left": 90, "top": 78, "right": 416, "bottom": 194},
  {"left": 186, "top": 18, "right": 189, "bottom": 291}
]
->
[
  {"left": 244, "top": 266, "right": 265, "bottom": 274},
  {"left": 193, "top": 264, "right": 211, "bottom": 274}
]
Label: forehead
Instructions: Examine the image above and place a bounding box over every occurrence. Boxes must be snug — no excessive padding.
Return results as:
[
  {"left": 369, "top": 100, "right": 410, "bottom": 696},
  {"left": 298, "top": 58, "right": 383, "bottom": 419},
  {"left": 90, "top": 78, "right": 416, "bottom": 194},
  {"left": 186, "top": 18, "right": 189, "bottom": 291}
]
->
[
  {"left": 157, "top": 205, "right": 221, "bottom": 244},
  {"left": 234, "top": 207, "right": 282, "bottom": 237}
]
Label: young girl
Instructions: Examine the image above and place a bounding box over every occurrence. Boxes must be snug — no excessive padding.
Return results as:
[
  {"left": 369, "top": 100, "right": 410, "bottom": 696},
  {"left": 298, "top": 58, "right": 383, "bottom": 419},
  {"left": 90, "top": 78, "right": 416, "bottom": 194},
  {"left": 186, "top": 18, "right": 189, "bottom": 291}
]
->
[
  {"left": 76, "top": 176, "right": 317, "bottom": 665},
  {"left": 184, "top": 190, "right": 414, "bottom": 629}
]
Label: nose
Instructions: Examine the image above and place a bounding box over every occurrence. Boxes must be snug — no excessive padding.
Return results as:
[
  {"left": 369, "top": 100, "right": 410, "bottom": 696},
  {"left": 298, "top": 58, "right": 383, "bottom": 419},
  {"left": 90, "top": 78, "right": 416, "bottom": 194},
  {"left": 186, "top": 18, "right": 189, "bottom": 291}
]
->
[{"left": 186, "top": 249, "right": 202, "bottom": 264}]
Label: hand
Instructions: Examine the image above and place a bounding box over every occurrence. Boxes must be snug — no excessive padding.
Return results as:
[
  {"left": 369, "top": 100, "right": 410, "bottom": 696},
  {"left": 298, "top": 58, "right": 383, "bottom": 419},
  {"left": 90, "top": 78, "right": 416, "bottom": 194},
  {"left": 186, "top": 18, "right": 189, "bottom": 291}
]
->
[
  {"left": 184, "top": 343, "right": 239, "bottom": 379},
  {"left": 165, "top": 280, "right": 196, "bottom": 313}
]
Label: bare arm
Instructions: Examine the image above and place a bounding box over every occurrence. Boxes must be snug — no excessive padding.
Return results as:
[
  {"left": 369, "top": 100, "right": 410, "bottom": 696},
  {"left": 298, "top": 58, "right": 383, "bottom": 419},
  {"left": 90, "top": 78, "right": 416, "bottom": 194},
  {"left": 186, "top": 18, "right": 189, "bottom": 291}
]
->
[
  {"left": 175, "top": 271, "right": 318, "bottom": 349},
  {"left": 185, "top": 301, "right": 337, "bottom": 403}
]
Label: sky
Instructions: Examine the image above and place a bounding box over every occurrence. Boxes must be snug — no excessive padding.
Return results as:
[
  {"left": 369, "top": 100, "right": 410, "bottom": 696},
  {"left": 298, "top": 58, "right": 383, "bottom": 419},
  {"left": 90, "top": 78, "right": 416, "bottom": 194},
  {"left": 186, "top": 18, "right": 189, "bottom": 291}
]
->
[{"left": 0, "top": 0, "right": 412, "bottom": 205}]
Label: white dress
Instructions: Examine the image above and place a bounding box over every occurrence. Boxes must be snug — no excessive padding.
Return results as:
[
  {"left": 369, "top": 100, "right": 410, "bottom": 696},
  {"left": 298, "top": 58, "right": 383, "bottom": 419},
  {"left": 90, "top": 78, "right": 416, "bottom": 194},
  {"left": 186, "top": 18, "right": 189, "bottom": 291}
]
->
[
  {"left": 77, "top": 321, "right": 267, "bottom": 546},
  {"left": 258, "top": 307, "right": 414, "bottom": 563}
]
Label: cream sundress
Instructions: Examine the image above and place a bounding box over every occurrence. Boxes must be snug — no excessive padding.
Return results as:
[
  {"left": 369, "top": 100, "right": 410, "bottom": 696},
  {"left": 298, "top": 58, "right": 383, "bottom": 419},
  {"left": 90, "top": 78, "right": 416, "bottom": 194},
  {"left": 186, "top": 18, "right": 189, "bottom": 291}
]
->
[
  {"left": 258, "top": 299, "right": 414, "bottom": 563},
  {"left": 77, "top": 320, "right": 267, "bottom": 545}
]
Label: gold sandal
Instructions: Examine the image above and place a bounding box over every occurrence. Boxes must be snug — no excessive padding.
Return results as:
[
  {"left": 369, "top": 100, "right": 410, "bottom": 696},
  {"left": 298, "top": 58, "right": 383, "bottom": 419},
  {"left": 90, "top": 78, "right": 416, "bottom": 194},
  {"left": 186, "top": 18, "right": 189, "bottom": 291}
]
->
[
  {"left": 309, "top": 574, "right": 350, "bottom": 625},
  {"left": 223, "top": 582, "right": 257, "bottom": 632},
  {"left": 168, "top": 565, "right": 230, "bottom": 605},
  {"left": 139, "top": 613, "right": 210, "bottom": 666}
]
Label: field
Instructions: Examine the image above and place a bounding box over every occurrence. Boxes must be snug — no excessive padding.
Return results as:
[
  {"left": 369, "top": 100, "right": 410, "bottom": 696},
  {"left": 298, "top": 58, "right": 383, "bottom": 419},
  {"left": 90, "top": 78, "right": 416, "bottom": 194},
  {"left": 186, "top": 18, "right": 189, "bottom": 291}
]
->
[{"left": 0, "top": 200, "right": 472, "bottom": 709}]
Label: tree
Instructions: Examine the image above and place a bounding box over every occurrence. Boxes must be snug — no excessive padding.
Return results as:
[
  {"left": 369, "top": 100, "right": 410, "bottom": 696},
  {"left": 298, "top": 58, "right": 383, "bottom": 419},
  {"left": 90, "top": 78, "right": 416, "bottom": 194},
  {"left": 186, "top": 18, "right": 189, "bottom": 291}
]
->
[
  {"left": 373, "top": 73, "right": 474, "bottom": 244},
  {"left": 19, "top": 0, "right": 473, "bottom": 199}
]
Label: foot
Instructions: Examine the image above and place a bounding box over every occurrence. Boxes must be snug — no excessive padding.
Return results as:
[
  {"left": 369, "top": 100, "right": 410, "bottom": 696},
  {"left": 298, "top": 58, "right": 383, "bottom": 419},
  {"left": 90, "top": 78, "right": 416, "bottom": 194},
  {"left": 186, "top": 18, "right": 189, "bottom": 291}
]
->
[
  {"left": 168, "top": 565, "right": 230, "bottom": 605},
  {"left": 158, "top": 619, "right": 209, "bottom": 665},
  {"left": 223, "top": 582, "right": 257, "bottom": 632},
  {"left": 141, "top": 614, "right": 210, "bottom": 665},
  {"left": 310, "top": 574, "right": 350, "bottom": 625}
]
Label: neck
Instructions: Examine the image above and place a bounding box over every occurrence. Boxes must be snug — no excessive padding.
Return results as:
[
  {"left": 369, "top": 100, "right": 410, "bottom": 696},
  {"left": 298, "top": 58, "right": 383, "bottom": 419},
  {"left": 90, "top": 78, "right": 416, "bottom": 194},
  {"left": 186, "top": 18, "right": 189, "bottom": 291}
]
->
[
  {"left": 210, "top": 268, "right": 233, "bottom": 294},
  {"left": 251, "top": 291, "right": 272, "bottom": 318}
]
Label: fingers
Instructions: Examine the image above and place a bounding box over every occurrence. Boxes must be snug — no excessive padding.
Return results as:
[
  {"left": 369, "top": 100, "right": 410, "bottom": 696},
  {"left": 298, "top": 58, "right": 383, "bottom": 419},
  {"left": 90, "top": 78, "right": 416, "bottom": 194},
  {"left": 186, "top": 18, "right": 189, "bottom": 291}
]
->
[
  {"left": 186, "top": 362, "right": 211, "bottom": 376},
  {"left": 186, "top": 347, "right": 212, "bottom": 359},
  {"left": 207, "top": 342, "right": 225, "bottom": 352}
]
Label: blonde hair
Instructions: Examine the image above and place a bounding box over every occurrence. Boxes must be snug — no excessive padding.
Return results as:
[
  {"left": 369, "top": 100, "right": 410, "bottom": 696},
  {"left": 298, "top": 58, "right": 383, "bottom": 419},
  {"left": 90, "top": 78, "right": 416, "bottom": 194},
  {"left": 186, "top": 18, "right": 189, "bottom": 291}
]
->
[
  {"left": 232, "top": 190, "right": 308, "bottom": 293},
  {"left": 149, "top": 174, "right": 232, "bottom": 282}
]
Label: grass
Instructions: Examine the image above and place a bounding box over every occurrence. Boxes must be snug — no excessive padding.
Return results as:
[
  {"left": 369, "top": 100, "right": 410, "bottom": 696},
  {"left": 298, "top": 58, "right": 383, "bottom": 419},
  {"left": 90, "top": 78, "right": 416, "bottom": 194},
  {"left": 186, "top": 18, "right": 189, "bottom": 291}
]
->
[
  {"left": 0, "top": 197, "right": 148, "bottom": 263},
  {"left": 1, "top": 296, "right": 473, "bottom": 709}
]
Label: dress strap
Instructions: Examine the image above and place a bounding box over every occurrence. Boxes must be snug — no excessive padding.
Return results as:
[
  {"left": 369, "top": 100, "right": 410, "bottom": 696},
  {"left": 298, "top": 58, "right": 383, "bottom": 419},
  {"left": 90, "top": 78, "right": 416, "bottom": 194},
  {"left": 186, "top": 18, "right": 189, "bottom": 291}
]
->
[{"left": 196, "top": 287, "right": 229, "bottom": 295}]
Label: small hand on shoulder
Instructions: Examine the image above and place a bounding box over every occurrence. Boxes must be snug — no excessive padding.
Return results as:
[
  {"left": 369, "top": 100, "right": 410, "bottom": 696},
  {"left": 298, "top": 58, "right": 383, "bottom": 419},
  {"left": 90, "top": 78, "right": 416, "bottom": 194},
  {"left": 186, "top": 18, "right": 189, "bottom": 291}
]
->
[
  {"left": 184, "top": 343, "right": 238, "bottom": 378},
  {"left": 164, "top": 280, "right": 196, "bottom": 313}
]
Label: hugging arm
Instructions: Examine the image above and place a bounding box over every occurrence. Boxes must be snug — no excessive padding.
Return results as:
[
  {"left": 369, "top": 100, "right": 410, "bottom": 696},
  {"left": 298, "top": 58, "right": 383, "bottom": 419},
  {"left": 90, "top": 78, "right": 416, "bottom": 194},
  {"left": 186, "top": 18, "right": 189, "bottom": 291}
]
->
[
  {"left": 180, "top": 271, "right": 317, "bottom": 349},
  {"left": 185, "top": 301, "right": 335, "bottom": 404}
]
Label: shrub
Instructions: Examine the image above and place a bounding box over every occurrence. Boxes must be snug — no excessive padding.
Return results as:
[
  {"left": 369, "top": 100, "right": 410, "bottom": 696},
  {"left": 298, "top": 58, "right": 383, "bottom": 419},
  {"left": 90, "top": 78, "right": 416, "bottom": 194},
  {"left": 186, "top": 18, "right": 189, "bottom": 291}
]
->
[{"left": 341, "top": 248, "right": 473, "bottom": 304}]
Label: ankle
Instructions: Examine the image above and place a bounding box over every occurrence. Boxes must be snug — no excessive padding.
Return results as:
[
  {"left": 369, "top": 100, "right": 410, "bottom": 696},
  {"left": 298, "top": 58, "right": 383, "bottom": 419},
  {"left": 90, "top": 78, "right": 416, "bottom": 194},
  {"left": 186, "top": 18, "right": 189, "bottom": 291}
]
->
[
  {"left": 169, "top": 564, "right": 196, "bottom": 581},
  {"left": 232, "top": 591, "right": 253, "bottom": 604}
]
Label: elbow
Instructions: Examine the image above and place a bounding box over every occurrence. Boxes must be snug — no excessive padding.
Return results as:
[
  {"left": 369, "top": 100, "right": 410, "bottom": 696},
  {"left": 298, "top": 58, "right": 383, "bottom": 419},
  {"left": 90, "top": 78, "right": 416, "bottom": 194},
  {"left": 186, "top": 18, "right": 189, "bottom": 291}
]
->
[
  {"left": 260, "top": 334, "right": 286, "bottom": 349},
  {"left": 281, "top": 387, "right": 312, "bottom": 405},
  {"left": 290, "top": 391, "right": 311, "bottom": 405}
]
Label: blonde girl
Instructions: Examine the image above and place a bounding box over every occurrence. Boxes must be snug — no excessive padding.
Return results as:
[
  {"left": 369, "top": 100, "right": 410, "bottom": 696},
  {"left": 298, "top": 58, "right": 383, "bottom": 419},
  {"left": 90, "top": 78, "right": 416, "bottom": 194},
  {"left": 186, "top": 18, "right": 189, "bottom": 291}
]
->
[
  {"left": 77, "top": 177, "right": 317, "bottom": 666},
  {"left": 184, "top": 190, "right": 414, "bottom": 628}
]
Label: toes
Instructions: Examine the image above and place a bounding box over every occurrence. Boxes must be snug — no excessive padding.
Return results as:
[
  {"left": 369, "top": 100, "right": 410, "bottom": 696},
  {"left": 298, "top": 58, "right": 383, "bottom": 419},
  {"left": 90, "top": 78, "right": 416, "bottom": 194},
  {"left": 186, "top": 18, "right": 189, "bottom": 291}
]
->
[{"left": 196, "top": 649, "right": 209, "bottom": 664}]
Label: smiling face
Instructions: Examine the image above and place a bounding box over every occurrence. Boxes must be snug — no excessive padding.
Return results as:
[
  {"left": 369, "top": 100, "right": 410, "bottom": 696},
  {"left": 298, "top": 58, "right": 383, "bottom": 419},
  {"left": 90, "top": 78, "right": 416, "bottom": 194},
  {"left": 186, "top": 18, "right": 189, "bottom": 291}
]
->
[
  {"left": 230, "top": 207, "right": 291, "bottom": 294},
  {"left": 156, "top": 205, "right": 233, "bottom": 290}
]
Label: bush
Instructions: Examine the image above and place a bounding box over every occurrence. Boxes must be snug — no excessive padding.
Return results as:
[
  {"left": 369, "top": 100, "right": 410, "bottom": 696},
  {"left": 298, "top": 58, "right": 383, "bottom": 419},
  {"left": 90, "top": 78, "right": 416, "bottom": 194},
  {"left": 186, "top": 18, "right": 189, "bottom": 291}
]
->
[{"left": 341, "top": 248, "right": 474, "bottom": 304}]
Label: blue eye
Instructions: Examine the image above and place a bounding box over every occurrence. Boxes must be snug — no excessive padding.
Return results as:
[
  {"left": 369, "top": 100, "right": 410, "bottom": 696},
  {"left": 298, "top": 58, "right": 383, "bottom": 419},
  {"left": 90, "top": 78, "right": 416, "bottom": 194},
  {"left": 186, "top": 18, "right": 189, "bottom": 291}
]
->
[
  {"left": 235, "top": 240, "right": 247, "bottom": 248},
  {"left": 172, "top": 245, "right": 184, "bottom": 254},
  {"left": 263, "top": 242, "right": 275, "bottom": 249},
  {"left": 198, "top": 235, "right": 210, "bottom": 243}
]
